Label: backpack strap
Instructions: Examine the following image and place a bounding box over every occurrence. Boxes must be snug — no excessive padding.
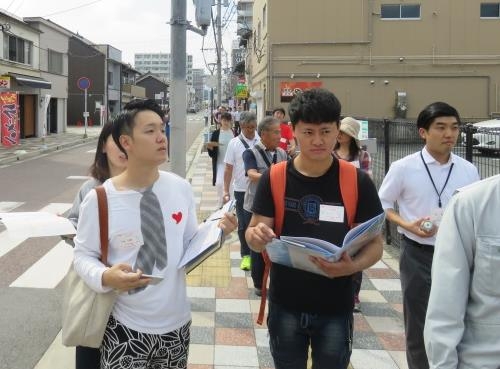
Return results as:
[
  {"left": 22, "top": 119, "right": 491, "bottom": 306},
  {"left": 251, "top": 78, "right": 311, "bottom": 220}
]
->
[
  {"left": 257, "top": 161, "right": 287, "bottom": 325},
  {"left": 256, "top": 159, "right": 358, "bottom": 325},
  {"left": 338, "top": 159, "right": 358, "bottom": 228}
]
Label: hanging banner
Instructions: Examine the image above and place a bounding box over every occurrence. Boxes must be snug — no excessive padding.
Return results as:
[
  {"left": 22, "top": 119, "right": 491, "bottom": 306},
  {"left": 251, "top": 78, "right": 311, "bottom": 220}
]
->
[
  {"left": 41, "top": 94, "right": 51, "bottom": 138},
  {"left": 280, "top": 81, "right": 323, "bottom": 102},
  {"left": 0, "top": 76, "right": 11, "bottom": 89},
  {"left": 0, "top": 92, "right": 20, "bottom": 147}
]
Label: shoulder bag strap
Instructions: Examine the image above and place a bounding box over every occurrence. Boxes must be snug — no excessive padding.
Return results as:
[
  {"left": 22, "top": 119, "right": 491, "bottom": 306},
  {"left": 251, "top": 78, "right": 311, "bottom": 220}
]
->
[
  {"left": 255, "top": 146, "right": 272, "bottom": 168},
  {"left": 257, "top": 160, "right": 287, "bottom": 325},
  {"left": 95, "top": 186, "right": 109, "bottom": 266},
  {"left": 238, "top": 135, "right": 250, "bottom": 149}
]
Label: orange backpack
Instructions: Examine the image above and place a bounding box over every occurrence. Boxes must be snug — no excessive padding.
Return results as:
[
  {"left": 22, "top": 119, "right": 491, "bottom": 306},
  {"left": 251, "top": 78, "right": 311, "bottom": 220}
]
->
[{"left": 256, "top": 159, "right": 358, "bottom": 325}]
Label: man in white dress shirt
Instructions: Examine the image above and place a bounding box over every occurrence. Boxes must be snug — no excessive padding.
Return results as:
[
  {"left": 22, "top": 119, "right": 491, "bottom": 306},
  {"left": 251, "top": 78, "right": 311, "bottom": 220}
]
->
[
  {"left": 378, "top": 102, "right": 480, "bottom": 369},
  {"left": 223, "top": 111, "right": 260, "bottom": 270}
]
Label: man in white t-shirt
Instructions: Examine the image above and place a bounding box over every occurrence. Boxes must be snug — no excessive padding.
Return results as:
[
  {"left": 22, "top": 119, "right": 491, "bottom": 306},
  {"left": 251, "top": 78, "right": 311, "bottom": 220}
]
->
[
  {"left": 223, "top": 111, "right": 259, "bottom": 270},
  {"left": 73, "top": 99, "right": 236, "bottom": 369},
  {"left": 378, "top": 101, "right": 480, "bottom": 369}
]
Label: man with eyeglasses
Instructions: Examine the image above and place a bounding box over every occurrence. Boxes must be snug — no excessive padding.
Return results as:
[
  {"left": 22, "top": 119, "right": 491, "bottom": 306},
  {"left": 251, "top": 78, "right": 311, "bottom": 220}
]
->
[{"left": 223, "top": 111, "right": 260, "bottom": 271}]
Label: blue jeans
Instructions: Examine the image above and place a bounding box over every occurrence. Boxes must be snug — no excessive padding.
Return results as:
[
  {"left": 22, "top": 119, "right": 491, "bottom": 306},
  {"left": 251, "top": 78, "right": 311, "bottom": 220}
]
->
[{"left": 268, "top": 301, "right": 353, "bottom": 369}]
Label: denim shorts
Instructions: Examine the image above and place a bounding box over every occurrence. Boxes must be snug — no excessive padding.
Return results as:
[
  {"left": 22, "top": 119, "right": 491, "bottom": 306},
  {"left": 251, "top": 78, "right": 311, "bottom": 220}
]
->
[{"left": 267, "top": 301, "right": 353, "bottom": 369}]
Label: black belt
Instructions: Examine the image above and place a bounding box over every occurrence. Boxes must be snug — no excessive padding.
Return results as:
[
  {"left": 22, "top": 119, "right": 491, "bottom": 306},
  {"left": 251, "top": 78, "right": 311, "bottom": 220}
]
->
[{"left": 402, "top": 235, "right": 434, "bottom": 253}]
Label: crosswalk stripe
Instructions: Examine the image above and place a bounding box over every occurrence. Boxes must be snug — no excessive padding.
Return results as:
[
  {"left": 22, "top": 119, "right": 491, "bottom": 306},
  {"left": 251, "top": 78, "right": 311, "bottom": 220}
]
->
[
  {"left": 0, "top": 203, "right": 72, "bottom": 259},
  {"left": 0, "top": 201, "right": 24, "bottom": 212},
  {"left": 10, "top": 240, "right": 73, "bottom": 289}
]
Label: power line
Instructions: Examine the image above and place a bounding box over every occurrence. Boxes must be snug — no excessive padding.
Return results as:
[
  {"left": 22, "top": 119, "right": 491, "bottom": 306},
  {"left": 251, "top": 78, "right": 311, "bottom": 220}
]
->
[
  {"left": 41, "top": 0, "right": 103, "bottom": 18},
  {"left": 5, "top": 0, "right": 17, "bottom": 11}
]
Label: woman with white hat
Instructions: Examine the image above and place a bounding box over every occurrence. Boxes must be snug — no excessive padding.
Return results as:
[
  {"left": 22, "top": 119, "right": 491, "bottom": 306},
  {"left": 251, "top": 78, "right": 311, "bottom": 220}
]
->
[
  {"left": 333, "top": 117, "right": 372, "bottom": 176},
  {"left": 333, "top": 116, "right": 373, "bottom": 312}
]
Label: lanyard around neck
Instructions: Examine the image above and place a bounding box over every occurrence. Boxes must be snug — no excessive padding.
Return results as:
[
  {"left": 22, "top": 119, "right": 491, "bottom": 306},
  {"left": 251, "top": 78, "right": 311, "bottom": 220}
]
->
[{"left": 419, "top": 151, "right": 454, "bottom": 208}]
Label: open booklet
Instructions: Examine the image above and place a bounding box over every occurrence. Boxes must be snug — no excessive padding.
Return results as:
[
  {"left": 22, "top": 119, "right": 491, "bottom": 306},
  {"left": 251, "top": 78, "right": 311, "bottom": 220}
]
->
[
  {"left": 0, "top": 211, "right": 76, "bottom": 238},
  {"left": 265, "top": 212, "right": 386, "bottom": 277},
  {"left": 178, "top": 200, "right": 235, "bottom": 274}
]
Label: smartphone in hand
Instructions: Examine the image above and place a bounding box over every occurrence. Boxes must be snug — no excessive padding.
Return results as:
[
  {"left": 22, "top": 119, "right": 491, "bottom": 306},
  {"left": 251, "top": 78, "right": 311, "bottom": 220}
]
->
[{"left": 140, "top": 274, "right": 164, "bottom": 285}]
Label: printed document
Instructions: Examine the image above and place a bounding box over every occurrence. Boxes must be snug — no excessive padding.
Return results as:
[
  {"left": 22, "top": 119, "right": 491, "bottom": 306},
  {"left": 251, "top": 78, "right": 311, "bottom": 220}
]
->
[
  {"left": 265, "top": 212, "right": 385, "bottom": 276},
  {"left": 178, "top": 200, "right": 235, "bottom": 273}
]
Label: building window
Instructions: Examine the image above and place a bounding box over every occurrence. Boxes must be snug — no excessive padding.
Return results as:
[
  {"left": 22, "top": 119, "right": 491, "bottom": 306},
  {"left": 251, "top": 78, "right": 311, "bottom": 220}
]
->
[
  {"left": 3, "top": 34, "right": 32, "bottom": 64},
  {"left": 480, "top": 3, "right": 500, "bottom": 18},
  {"left": 381, "top": 4, "right": 421, "bottom": 19},
  {"left": 48, "top": 49, "right": 63, "bottom": 74},
  {"left": 108, "top": 71, "right": 113, "bottom": 85}
]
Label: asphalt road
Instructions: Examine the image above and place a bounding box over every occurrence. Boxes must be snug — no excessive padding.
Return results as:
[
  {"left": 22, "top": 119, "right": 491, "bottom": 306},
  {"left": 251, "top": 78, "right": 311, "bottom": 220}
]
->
[{"left": 0, "top": 114, "right": 204, "bottom": 369}]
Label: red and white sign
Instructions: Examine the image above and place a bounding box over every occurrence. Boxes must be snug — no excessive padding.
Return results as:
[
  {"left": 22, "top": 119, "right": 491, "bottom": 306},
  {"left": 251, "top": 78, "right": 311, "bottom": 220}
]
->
[
  {"left": 280, "top": 81, "right": 323, "bottom": 102},
  {"left": 0, "top": 92, "right": 20, "bottom": 147}
]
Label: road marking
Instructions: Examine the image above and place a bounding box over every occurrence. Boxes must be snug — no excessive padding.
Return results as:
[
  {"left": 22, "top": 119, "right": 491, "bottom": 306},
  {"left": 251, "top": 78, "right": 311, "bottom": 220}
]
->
[
  {"left": 0, "top": 203, "right": 72, "bottom": 258},
  {"left": 66, "top": 176, "right": 90, "bottom": 180},
  {"left": 0, "top": 201, "right": 24, "bottom": 212},
  {"left": 10, "top": 240, "right": 73, "bottom": 289},
  {"left": 87, "top": 149, "right": 96, "bottom": 153}
]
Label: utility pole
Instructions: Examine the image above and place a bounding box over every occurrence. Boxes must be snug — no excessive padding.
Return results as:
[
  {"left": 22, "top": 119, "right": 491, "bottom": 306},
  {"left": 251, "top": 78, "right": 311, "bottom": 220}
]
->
[
  {"left": 217, "top": 0, "right": 222, "bottom": 108},
  {"left": 170, "top": 0, "right": 187, "bottom": 177},
  {"left": 170, "top": 0, "right": 207, "bottom": 178}
]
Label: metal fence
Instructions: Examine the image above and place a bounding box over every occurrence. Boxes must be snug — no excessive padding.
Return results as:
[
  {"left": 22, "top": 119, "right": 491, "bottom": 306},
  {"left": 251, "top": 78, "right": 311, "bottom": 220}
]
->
[{"left": 360, "top": 118, "right": 500, "bottom": 247}]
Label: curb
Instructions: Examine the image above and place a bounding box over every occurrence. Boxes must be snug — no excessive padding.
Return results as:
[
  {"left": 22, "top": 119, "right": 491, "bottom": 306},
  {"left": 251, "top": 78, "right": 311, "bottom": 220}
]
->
[
  {"left": 0, "top": 137, "right": 99, "bottom": 166},
  {"left": 185, "top": 130, "right": 207, "bottom": 182}
]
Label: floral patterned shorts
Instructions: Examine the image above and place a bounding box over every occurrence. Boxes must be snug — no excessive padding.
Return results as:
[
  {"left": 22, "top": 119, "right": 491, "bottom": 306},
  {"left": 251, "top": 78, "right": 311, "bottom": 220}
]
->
[{"left": 100, "top": 316, "right": 191, "bottom": 369}]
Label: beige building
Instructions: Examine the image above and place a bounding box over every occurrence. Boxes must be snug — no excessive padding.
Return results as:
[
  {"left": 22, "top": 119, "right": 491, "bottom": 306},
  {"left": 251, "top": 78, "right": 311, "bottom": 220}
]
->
[{"left": 246, "top": 0, "right": 500, "bottom": 120}]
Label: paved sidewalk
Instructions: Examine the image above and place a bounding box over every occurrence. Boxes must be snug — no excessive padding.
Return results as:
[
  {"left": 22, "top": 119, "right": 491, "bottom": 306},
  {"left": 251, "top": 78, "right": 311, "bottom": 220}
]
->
[
  {"left": 185, "top": 149, "right": 408, "bottom": 369},
  {"left": 25, "top": 127, "right": 409, "bottom": 368}
]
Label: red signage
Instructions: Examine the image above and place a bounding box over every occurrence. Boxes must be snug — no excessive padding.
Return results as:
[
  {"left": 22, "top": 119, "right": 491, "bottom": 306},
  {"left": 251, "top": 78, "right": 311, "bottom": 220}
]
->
[
  {"left": 0, "top": 92, "right": 19, "bottom": 147},
  {"left": 280, "top": 81, "right": 323, "bottom": 102}
]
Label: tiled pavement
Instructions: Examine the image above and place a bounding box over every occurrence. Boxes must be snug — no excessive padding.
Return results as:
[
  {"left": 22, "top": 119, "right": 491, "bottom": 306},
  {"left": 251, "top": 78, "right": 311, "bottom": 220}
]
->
[
  {"left": 186, "top": 148, "right": 409, "bottom": 369},
  {"left": 19, "top": 126, "right": 409, "bottom": 369}
]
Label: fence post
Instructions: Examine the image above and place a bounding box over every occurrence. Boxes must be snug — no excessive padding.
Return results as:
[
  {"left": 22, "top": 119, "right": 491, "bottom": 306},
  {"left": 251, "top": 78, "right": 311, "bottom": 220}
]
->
[
  {"left": 464, "top": 124, "right": 474, "bottom": 163},
  {"left": 383, "top": 118, "right": 392, "bottom": 245}
]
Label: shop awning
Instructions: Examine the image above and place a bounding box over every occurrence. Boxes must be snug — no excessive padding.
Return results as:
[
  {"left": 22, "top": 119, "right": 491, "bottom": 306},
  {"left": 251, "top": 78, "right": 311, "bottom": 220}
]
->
[{"left": 9, "top": 72, "right": 52, "bottom": 89}]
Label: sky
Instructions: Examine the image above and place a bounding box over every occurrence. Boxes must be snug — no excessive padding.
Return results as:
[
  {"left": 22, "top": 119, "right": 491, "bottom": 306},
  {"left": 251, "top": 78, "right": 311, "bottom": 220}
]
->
[{"left": 2, "top": 0, "right": 238, "bottom": 72}]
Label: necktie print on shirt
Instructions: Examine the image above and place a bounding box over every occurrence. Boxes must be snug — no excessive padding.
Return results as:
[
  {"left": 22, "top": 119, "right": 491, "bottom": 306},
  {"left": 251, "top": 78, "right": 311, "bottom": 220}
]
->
[
  {"left": 172, "top": 211, "right": 183, "bottom": 224},
  {"left": 130, "top": 186, "right": 168, "bottom": 294}
]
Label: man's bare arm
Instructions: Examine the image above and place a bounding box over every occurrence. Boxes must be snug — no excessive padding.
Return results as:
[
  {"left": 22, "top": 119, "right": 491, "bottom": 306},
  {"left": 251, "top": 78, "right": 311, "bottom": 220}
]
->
[{"left": 245, "top": 213, "right": 275, "bottom": 252}]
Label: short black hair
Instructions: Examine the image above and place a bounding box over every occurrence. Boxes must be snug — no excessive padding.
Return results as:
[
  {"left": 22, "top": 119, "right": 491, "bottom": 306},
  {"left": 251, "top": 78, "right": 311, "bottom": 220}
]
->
[
  {"left": 288, "top": 88, "right": 341, "bottom": 128},
  {"left": 417, "top": 102, "right": 460, "bottom": 130},
  {"left": 272, "top": 107, "right": 285, "bottom": 116},
  {"left": 111, "top": 99, "right": 164, "bottom": 155},
  {"left": 220, "top": 112, "right": 232, "bottom": 121}
]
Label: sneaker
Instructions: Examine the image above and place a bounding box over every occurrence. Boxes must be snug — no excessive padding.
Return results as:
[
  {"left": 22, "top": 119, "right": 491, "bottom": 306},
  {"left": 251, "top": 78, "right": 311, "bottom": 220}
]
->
[
  {"left": 240, "top": 255, "right": 251, "bottom": 271},
  {"left": 254, "top": 288, "right": 262, "bottom": 297},
  {"left": 353, "top": 294, "right": 361, "bottom": 313}
]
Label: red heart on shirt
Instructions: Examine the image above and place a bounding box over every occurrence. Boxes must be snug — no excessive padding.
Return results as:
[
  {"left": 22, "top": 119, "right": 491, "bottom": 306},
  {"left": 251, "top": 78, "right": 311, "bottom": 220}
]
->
[{"left": 172, "top": 212, "right": 182, "bottom": 224}]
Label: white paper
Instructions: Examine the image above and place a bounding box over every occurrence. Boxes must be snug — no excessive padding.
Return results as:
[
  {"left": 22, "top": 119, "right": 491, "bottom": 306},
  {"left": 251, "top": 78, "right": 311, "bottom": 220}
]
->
[
  {"left": 178, "top": 200, "right": 236, "bottom": 271},
  {"left": 0, "top": 212, "right": 76, "bottom": 238},
  {"left": 178, "top": 219, "right": 222, "bottom": 269}
]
